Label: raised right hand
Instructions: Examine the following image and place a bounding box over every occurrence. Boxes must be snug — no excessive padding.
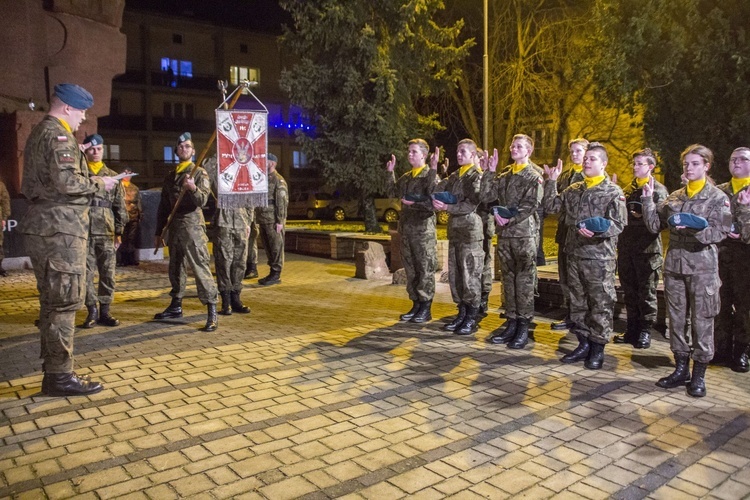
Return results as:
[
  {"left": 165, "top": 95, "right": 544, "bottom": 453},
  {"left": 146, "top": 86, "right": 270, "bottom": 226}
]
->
[{"left": 386, "top": 154, "right": 396, "bottom": 172}]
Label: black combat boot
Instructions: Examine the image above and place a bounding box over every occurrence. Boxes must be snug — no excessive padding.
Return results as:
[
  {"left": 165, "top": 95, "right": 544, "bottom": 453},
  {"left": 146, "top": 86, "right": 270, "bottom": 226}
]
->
[
  {"left": 656, "top": 352, "right": 691, "bottom": 388},
  {"left": 686, "top": 361, "right": 707, "bottom": 397},
  {"left": 154, "top": 297, "right": 183, "bottom": 319},
  {"left": 444, "top": 304, "right": 467, "bottom": 331},
  {"left": 561, "top": 332, "right": 590, "bottom": 363},
  {"left": 203, "top": 303, "right": 218, "bottom": 332},
  {"left": 219, "top": 292, "right": 232, "bottom": 315},
  {"left": 244, "top": 265, "right": 258, "bottom": 279},
  {"left": 508, "top": 318, "right": 530, "bottom": 349},
  {"left": 411, "top": 300, "right": 432, "bottom": 323},
  {"left": 551, "top": 316, "right": 574, "bottom": 331},
  {"left": 635, "top": 322, "right": 652, "bottom": 349},
  {"left": 584, "top": 341, "right": 605, "bottom": 370},
  {"left": 258, "top": 271, "right": 281, "bottom": 286},
  {"left": 613, "top": 319, "right": 639, "bottom": 345},
  {"left": 455, "top": 306, "right": 478, "bottom": 336},
  {"left": 488, "top": 318, "right": 517, "bottom": 344},
  {"left": 97, "top": 303, "right": 120, "bottom": 327},
  {"left": 41, "top": 372, "right": 103, "bottom": 397},
  {"left": 82, "top": 304, "right": 98, "bottom": 328},
  {"left": 732, "top": 344, "right": 750, "bottom": 373},
  {"left": 478, "top": 293, "right": 489, "bottom": 317},
  {"left": 400, "top": 301, "right": 420, "bottom": 321},
  {"left": 230, "top": 291, "right": 250, "bottom": 314}
]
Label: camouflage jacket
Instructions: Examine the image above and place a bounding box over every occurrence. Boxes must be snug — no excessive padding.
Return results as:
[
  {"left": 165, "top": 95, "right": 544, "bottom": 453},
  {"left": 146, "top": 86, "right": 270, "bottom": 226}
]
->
[
  {"left": 553, "top": 165, "right": 585, "bottom": 244},
  {"left": 122, "top": 181, "right": 142, "bottom": 221},
  {"left": 256, "top": 171, "right": 288, "bottom": 225},
  {"left": 642, "top": 182, "right": 731, "bottom": 275},
  {"left": 88, "top": 163, "right": 128, "bottom": 237},
  {"left": 156, "top": 164, "right": 211, "bottom": 234},
  {"left": 480, "top": 163, "right": 543, "bottom": 238},
  {"left": 435, "top": 165, "right": 483, "bottom": 242},
  {"left": 386, "top": 167, "right": 439, "bottom": 226},
  {"left": 618, "top": 178, "right": 668, "bottom": 254},
  {"left": 20, "top": 116, "right": 105, "bottom": 238},
  {"left": 717, "top": 182, "right": 750, "bottom": 247},
  {"left": 543, "top": 178, "right": 627, "bottom": 260},
  {"left": 213, "top": 207, "right": 253, "bottom": 230}
]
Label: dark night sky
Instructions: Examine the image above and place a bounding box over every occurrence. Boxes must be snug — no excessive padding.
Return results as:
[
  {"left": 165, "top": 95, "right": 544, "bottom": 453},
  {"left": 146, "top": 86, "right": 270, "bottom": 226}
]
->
[{"left": 125, "top": 0, "right": 291, "bottom": 34}]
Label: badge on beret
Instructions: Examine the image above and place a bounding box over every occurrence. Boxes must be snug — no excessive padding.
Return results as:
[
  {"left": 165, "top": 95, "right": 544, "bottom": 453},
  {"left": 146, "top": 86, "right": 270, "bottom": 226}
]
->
[{"left": 668, "top": 212, "right": 708, "bottom": 230}]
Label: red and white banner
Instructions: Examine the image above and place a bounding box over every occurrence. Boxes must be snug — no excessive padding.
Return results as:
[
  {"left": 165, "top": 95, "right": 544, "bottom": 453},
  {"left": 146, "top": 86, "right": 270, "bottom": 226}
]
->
[{"left": 215, "top": 109, "right": 268, "bottom": 207}]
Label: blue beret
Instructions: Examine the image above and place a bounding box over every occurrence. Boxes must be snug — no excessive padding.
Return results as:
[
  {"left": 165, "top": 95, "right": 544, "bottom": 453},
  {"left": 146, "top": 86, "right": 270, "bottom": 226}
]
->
[
  {"left": 431, "top": 192, "right": 457, "bottom": 204},
  {"left": 668, "top": 212, "right": 708, "bottom": 230},
  {"left": 403, "top": 193, "right": 430, "bottom": 203},
  {"left": 267, "top": 153, "right": 278, "bottom": 162},
  {"left": 578, "top": 216, "right": 611, "bottom": 233},
  {"left": 491, "top": 205, "right": 519, "bottom": 219},
  {"left": 177, "top": 132, "right": 192, "bottom": 146},
  {"left": 83, "top": 134, "right": 103, "bottom": 147},
  {"left": 54, "top": 83, "right": 94, "bottom": 110}
]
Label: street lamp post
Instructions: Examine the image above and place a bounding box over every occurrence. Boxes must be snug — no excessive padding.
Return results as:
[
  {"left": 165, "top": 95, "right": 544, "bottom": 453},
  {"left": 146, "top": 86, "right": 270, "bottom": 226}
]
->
[{"left": 483, "top": 0, "right": 489, "bottom": 150}]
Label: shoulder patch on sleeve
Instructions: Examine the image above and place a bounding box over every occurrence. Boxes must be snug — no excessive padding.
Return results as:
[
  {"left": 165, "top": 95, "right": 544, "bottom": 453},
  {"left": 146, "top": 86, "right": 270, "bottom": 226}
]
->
[
  {"left": 619, "top": 195, "right": 626, "bottom": 201},
  {"left": 725, "top": 199, "right": 731, "bottom": 207},
  {"left": 56, "top": 135, "right": 68, "bottom": 142},
  {"left": 55, "top": 150, "right": 75, "bottom": 164},
  {"left": 537, "top": 177, "right": 543, "bottom": 184}
]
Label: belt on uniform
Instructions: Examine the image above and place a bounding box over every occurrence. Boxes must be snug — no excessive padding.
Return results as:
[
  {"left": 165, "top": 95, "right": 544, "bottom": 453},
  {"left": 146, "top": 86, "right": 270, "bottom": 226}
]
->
[{"left": 90, "top": 199, "right": 113, "bottom": 208}]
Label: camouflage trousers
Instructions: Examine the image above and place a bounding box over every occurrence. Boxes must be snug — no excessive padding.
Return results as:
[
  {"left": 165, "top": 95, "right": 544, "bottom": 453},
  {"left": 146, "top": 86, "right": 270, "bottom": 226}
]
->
[
  {"left": 617, "top": 251, "right": 661, "bottom": 326},
  {"left": 259, "top": 222, "right": 284, "bottom": 274},
  {"left": 85, "top": 235, "right": 117, "bottom": 306},
  {"left": 557, "top": 244, "right": 570, "bottom": 309},
  {"left": 400, "top": 228, "right": 436, "bottom": 302},
  {"left": 664, "top": 271, "right": 720, "bottom": 363},
  {"left": 25, "top": 233, "right": 86, "bottom": 373},
  {"left": 214, "top": 226, "right": 248, "bottom": 293},
  {"left": 481, "top": 215, "right": 495, "bottom": 297},
  {"left": 167, "top": 223, "right": 218, "bottom": 305},
  {"left": 716, "top": 245, "right": 750, "bottom": 358},
  {"left": 245, "top": 219, "right": 258, "bottom": 271},
  {"left": 568, "top": 257, "right": 616, "bottom": 344},
  {"left": 448, "top": 239, "right": 484, "bottom": 308},
  {"left": 497, "top": 237, "right": 537, "bottom": 320}
]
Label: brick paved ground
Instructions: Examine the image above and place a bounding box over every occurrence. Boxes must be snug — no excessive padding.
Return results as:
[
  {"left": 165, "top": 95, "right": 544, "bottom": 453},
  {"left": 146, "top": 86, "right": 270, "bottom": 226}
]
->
[{"left": 0, "top": 253, "right": 749, "bottom": 499}]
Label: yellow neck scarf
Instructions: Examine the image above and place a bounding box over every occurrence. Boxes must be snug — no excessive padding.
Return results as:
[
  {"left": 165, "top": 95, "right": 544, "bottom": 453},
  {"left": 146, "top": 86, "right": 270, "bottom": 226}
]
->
[
  {"left": 686, "top": 178, "right": 706, "bottom": 198},
  {"left": 731, "top": 176, "right": 750, "bottom": 194},
  {"left": 58, "top": 118, "right": 72, "bottom": 133},
  {"left": 87, "top": 161, "right": 104, "bottom": 175},
  {"left": 122, "top": 180, "right": 131, "bottom": 187},
  {"left": 459, "top": 164, "right": 474, "bottom": 177},
  {"left": 411, "top": 165, "right": 427, "bottom": 178},
  {"left": 512, "top": 163, "right": 528, "bottom": 175},
  {"left": 584, "top": 175, "right": 606, "bottom": 189},
  {"left": 175, "top": 161, "right": 193, "bottom": 175},
  {"left": 635, "top": 176, "right": 650, "bottom": 188},
  {"left": 572, "top": 164, "right": 583, "bottom": 173}
]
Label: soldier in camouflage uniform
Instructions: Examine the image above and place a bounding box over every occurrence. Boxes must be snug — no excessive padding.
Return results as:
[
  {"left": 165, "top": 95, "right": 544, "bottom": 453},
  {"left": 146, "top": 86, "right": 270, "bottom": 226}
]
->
[
  {"left": 714, "top": 147, "right": 750, "bottom": 373},
  {"left": 154, "top": 132, "right": 219, "bottom": 332},
  {"left": 244, "top": 212, "right": 259, "bottom": 279},
  {"left": 481, "top": 134, "right": 544, "bottom": 349},
  {"left": 386, "top": 138, "right": 439, "bottom": 323},
  {"left": 550, "top": 138, "right": 588, "bottom": 330},
  {"left": 476, "top": 150, "right": 495, "bottom": 317},
  {"left": 543, "top": 142, "right": 627, "bottom": 370},
  {"left": 0, "top": 178, "right": 10, "bottom": 276},
  {"left": 614, "top": 148, "right": 668, "bottom": 349},
  {"left": 643, "top": 144, "right": 731, "bottom": 397},
  {"left": 20, "top": 83, "right": 118, "bottom": 396},
  {"left": 118, "top": 169, "right": 142, "bottom": 266},
  {"left": 433, "top": 139, "right": 484, "bottom": 336},
  {"left": 256, "top": 153, "right": 288, "bottom": 286},
  {"left": 81, "top": 134, "right": 128, "bottom": 329}
]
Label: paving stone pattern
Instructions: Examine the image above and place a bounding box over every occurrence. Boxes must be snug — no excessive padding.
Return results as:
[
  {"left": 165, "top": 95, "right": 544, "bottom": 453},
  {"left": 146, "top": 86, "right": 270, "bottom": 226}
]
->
[{"left": 0, "top": 254, "right": 749, "bottom": 499}]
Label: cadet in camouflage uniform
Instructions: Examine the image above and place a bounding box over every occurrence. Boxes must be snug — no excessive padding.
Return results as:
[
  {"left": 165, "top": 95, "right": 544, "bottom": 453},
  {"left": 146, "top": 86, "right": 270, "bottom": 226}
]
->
[
  {"left": 543, "top": 142, "right": 627, "bottom": 370},
  {"left": 20, "top": 83, "right": 118, "bottom": 396},
  {"left": 481, "top": 134, "right": 544, "bottom": 349},
  {"left": 550, "top": 138, "right": 588, "bottom": 330},
  {"left": 154, "top": 132, "right": 219, "bottom": 332},
  {"left": 244, "top": 212, "right": 259, "bottom": 279},
  {"left": 0, "top": 178, "right": 10, "bottom": 276},
  {"left": 433, "top": 139, "right": 484, "bottom": 336},
  {"left": 614, "top": 148, "right": 668, "bottom": 349},
  {"left": 714, "top": 147, "right": 750, "bottom": 373},
  {"left": 204, "top": 155, "right": 252, "bottom": 315},
  {"left": 118, "top": 169, "right": 142, "bottom": 266},
  {"left": 256, "top": 153, "right": 288, "bottom": 286},
  {"left": 81, "top": 134, "right": 128, "bottom": 329},
  {"left": 643, "top": 144, "right": 731, "bottom": 397},
  {"left": 386, "top": 138, "right": 439, "bottom": 323},
  {"left": 476, "top": 151, "right": 495, "bottom": 317}
]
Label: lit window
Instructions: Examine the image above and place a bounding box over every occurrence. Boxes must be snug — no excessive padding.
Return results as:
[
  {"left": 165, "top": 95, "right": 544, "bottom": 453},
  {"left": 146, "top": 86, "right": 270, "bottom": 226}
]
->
[
  {"left": 161, "top": 58, "right": 193, "bottom": 85},
  {"left": 105, "top": 145, "right": 120, "bottom": 161},
  {"left": 229, "top": 65, "right": 260, "bottom": 86},
  {"left": 164, "top": 146, "right": 175, "bottom": 163},
  {"left": 293, "top": 151, "right": 308, "bottom": 169}
]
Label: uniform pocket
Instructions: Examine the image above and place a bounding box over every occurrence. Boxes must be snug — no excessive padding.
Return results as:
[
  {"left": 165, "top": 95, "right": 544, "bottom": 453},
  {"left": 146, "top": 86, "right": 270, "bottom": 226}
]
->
[
  {"left": 47, "top": 258, "right": 84, "bottom": 310},
  {"left": 699, "top": 276, "right": 721, "bottom": 318}
]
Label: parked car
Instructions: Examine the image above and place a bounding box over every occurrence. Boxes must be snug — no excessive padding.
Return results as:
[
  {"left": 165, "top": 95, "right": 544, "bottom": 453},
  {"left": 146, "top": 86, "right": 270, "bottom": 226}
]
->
[
  {"left": 328, "top": 196, "right": 401, "bottom": 222},
  {"left": 287, "top": 192, "right": 333, "bottom": 220}
]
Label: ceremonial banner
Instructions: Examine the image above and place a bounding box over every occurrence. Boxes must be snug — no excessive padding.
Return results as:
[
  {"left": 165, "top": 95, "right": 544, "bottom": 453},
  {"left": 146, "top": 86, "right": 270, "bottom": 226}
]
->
[{"left": 215, "top": 109, "right": 269, "bottom": 208}]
